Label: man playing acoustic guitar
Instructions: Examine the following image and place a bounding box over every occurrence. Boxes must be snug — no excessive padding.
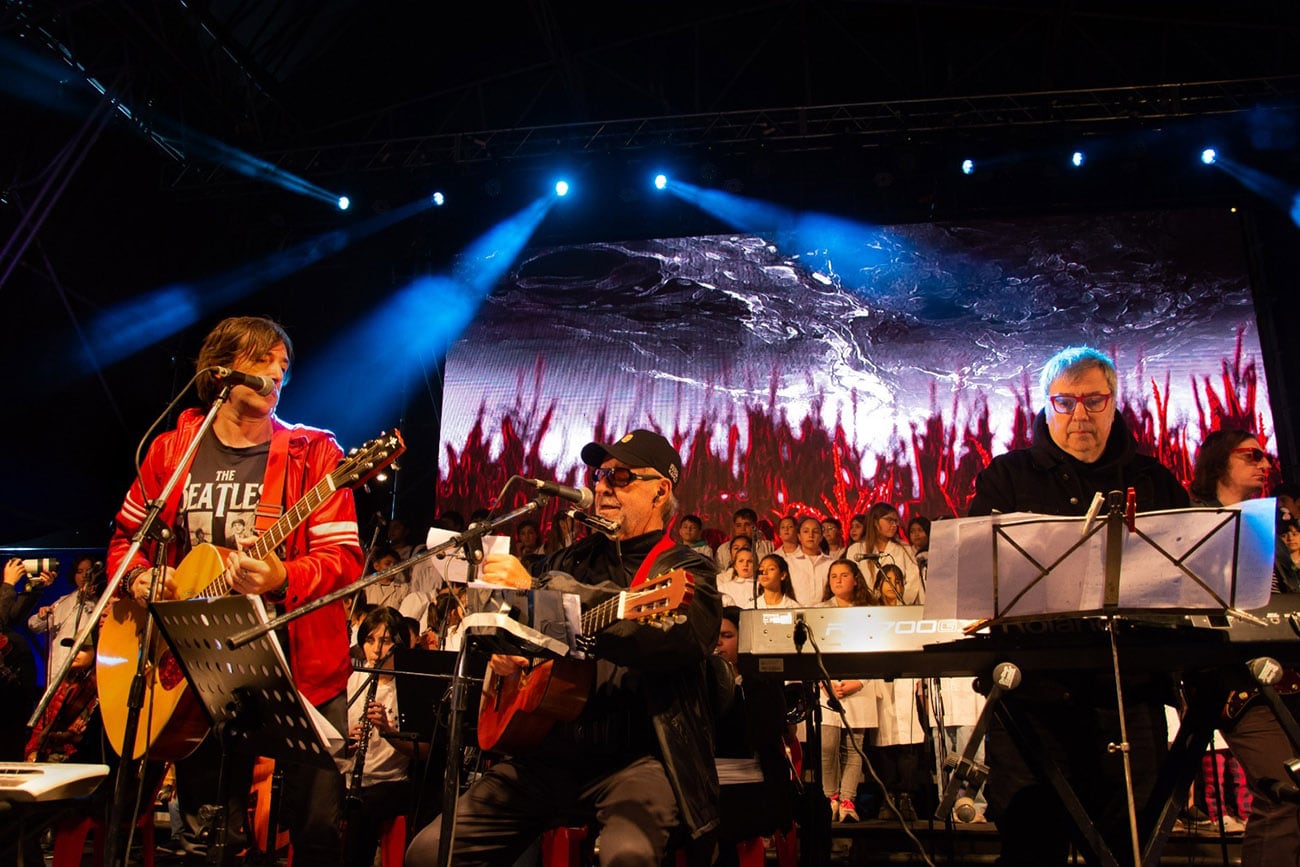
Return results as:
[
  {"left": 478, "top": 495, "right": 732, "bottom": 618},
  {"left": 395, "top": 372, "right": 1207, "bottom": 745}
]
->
[
  {"left": 406, "top": 429, "right": 721, "bottom": 867},
  {"left": 106, "top": 315, "right": 364, "bottom": 863}
]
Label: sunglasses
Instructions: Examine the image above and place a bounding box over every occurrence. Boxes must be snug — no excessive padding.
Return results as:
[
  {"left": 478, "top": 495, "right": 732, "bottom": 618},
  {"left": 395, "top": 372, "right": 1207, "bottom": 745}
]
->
[
  {"left": 589, "top": 467, "right": 662, "bottom": 488},
  {"left": 1049, "top": 392, "right": 1112, "bottom": 414},
  {"left": 1231, "top": 447, "right": 1271, "bottom": 464}
]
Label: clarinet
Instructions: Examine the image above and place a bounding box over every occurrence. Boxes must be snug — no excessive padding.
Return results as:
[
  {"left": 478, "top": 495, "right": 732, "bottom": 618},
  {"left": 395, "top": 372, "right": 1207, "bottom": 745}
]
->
[
  {"left": 347, "top": 667, "right": 383, "bottom": 807},
  {"left": 347, "top": 642, "right": 399, "bottom": 807}
]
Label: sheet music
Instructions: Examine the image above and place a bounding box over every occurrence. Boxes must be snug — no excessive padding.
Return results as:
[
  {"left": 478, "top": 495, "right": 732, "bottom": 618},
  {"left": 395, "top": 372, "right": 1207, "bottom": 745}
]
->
[
  {"left": 924, "top": 499, "right": 1276, "bottom": 621},
  {"left": 410, "top": 527, "right": 512, "bottom": 596}
]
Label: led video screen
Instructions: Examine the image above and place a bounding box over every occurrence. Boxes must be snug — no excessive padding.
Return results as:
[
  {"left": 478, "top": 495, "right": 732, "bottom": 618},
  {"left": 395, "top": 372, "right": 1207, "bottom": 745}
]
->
[{"left": 438, "top": 207, "right": 1272, "bottom": 534}]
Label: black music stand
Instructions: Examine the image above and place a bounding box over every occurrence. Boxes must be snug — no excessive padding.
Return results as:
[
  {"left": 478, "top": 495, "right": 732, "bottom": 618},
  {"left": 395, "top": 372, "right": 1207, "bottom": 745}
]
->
[
  {"left": 149, "top": 596, "right": 340, "bottom": 867},
  {"left": 925, "top": 497, "right": 1276, "bottom": 867},
  {"left": 433, "top": 596, "right": 576, "bottom": 867}
]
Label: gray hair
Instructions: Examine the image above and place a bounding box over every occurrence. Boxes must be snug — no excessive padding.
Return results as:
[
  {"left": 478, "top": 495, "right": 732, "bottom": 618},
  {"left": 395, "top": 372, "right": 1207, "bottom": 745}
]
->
[
  {"left": 660, "top": 490, "right": 679, "bottom": 523},
  {"left": 1039, "top": 346, "right": 1118, "bottom": 404}
]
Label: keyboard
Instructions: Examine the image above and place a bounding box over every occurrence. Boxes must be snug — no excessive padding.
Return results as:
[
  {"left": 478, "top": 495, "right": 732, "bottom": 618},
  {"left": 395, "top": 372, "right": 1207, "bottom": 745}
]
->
[{"left": 0, "top": 762, "right": 110, "bottom": 802}]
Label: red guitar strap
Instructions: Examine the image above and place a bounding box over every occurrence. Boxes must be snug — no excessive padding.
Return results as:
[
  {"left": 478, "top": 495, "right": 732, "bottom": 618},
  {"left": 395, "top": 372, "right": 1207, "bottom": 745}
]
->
[
  {"left": 253, "top": 426, "right": 289, "bottom": 536},
  {"left": 631, "top": 519, "right": 677, "bottom": 588}
]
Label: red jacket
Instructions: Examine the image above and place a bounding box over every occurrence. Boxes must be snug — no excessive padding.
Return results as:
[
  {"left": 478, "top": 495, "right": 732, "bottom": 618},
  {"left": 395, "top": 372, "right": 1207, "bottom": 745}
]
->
[{"left": 109, "top": 407, "right": 362, "bottom": 705}]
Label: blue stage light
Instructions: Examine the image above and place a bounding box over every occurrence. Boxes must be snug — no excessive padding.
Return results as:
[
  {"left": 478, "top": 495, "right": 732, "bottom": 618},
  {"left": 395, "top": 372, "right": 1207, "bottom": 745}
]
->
[
  {"left": 654, "top": 173, "right": 668, "bottom": 191},
  {"left": 338, "top": 196, "right": 351, "bottom": 211},
  {"left": 1071, "top": 151, "right": 1085, "bottom": 168},
  {"left": 961, "top": 159, "right": 975, "bottom": 176},
  {"left": 1201, "top": 148, "right": 1218, "bottom": 166},
  {"left": 554, "top": 180, "right": 570, "bottom": 197},
  {"left": 432, "top": 191, "right": 445, "bottom": 206}
]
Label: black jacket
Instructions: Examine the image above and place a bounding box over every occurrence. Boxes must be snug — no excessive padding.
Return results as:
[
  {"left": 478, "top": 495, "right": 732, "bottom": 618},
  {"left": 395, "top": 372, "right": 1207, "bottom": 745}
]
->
[
  {"left": 534, "top": 529, "right": 723, "bottom": 838},
  {"left": 968, "top": 409, "right": 1190, "bottom": 517}
]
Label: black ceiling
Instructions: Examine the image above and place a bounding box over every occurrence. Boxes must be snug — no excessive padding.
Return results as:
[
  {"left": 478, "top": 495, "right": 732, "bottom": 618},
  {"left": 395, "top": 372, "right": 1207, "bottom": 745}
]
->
[{"left": 4, "top": 1, "right": 1300, "bottom": 547}]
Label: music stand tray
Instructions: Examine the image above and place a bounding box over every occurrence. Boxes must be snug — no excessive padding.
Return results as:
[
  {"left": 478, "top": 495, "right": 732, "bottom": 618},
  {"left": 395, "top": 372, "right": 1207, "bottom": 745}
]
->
[{"left": 149, "top": 596, "right": 339, "bottom": 771}]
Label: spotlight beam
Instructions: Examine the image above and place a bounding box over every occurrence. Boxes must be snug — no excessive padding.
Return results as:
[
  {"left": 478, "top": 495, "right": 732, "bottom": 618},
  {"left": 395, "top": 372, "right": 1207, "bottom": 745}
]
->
[
  {"left": 665, "top": 180, "right": 891, "bottom": 280},
  {"left": 283, "top": 196, "right": 555, "bottom": 445},
  {"left": 70, "top": 194, "right": 440, "bottom": 380},
  {"left": 1, "top": 37, "right": 343, "bottom": 206}
]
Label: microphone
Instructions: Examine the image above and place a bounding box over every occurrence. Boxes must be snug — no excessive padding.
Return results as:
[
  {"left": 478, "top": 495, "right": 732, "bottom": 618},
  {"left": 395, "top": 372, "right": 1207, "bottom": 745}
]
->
[
  {"left": 523, "top": 478, "right": 594, "bottom": 509},
  {"left": 953, "top": 796, "right": 979, "bottom": 823},
  {"left": 856, "top": 552, "right": 885, "bottom": 562},
  {"left": 1249, "top": 657, "right": 1284, "bottom": 686},
  {"left": 212, "top": 366, "right": 275, "bottom": 397},
  {"left": 991, "top": 662, "right": 1023, "bottom": 691}
]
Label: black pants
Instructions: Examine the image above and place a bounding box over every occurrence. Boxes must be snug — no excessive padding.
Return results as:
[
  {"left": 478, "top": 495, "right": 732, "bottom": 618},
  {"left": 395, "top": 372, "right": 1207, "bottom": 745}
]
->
[
  {"left": 1221, "top": 699, "right": 1300, "bottom": 867},
  {"left": 985, "top": 693, "right": 1167, "bottom": 867},
  {"left": 405, "top": 753, "right": 682, "bottom": 867},
  {"left": 175, "top": 692, "right": 347, "bottom": 864}
]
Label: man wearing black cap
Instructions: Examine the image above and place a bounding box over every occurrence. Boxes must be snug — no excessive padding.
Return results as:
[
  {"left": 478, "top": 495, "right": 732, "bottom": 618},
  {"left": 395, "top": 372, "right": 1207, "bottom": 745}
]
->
[{"left": 406, "top": 429, "right": 721, "bottom": 867}]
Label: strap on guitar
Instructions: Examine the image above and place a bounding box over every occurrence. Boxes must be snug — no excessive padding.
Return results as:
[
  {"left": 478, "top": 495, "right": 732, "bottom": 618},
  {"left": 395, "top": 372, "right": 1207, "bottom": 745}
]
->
[
  {"left": 253, "top": 429, "right": 290, "bottom": 536},
  {"left": 631, "top": 520, "right": 678, "bottom": 588}
]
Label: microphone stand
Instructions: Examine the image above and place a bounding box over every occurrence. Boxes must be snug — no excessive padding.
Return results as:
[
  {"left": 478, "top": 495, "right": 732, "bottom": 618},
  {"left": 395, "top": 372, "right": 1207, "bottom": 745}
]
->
[
  {"left": 225, "top": 491, "right": 565, "bottom": 867},
  {"left": 226, "top": 497, "right": 548, "bottom": 650},
  {"left": 350, "top": 520, "right": 388, "bottom": 622},
  {"left": 27, "top": 383, "right": 236, "bottom": 867}
]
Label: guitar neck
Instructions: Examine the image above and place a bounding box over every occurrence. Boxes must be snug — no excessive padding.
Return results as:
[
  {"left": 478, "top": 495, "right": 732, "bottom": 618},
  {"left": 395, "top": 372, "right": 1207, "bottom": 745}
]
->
[
  {"left": 580, "top": 594, "right": 625, "bottom": 636},
  {"left": 577, "top": 570, "right": 692, "bottom": 635},
  {"left": 200, "top": 474, "right": 338, "bottom": 598}
]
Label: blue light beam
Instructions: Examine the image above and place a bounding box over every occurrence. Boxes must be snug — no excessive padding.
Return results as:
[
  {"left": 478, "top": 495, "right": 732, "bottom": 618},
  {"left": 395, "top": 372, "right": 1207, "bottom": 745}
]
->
[
  {"left": 666, "top": 180, "right": 891, "bottom": 282},
  {"left": 282, "top": 196, "right": 555, "bottom": 445},
  {"left": 73, "top": 195, "right": 439, "bottom": 379}
]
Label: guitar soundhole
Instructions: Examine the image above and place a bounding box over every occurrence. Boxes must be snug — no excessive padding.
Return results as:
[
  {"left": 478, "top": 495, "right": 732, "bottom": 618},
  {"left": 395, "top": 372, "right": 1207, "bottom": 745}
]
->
[{"left": 158, "top": 650, "right": 185, "bottom": 690}]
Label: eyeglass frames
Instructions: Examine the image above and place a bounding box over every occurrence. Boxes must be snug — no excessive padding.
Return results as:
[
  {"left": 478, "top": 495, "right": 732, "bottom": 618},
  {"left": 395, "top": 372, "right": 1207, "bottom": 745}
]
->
[
  {"left": 1049, "top": 392, "right": 1112, "bottom": 414},
  {"left": 589, "top": 467, "right": 662, "bottom": 488}
]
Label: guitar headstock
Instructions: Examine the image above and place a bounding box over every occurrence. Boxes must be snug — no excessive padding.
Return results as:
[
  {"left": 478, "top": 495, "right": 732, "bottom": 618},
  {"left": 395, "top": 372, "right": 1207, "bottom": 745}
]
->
[
  {"left": 623, "top": 568, "right": 695, "bottom": 627},
  {"left": 334, "top": 430, "right": 406, "bottom": 489}
]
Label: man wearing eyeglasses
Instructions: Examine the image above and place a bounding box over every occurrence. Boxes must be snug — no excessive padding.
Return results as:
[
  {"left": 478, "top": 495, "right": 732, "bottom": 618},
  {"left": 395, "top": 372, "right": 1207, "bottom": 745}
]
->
[
  {"left": 969, "top": 345, "right": 1189, "bottom": 517},
  {"left": 967, "top": 346, "right": 1189, "bottom": 867},
  {"left": 406, "top": 429, "right": 721, "bottom": 867}
]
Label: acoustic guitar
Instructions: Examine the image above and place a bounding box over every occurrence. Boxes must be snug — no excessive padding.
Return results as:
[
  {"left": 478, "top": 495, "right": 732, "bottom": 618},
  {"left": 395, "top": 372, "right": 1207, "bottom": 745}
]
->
[
  {"left": 97, "top": 430, "right": 405, "bottom": 761},
  {"left": 476, "top": 568, "right": 695, "bottom": 754}
]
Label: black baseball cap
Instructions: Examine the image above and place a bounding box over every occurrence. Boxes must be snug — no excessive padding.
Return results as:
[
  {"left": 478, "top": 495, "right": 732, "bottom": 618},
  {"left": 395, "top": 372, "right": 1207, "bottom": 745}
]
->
[{"left": 581, "top": 429, "right": 682, "bottom": 487}]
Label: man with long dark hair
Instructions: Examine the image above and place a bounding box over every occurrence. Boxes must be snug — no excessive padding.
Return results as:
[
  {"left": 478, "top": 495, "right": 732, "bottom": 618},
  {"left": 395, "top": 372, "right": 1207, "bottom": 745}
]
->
[
  {"left": 1189, "top": 428, "right": 1297, "bottom": 866},
  {"left": 109, "top": 315, "right": 362, "bottom": 863}
]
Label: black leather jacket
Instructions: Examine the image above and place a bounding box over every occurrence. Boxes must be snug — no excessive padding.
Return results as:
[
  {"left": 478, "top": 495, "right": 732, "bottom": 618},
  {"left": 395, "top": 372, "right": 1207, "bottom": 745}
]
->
[{"left": 534, "top": 529, "right": 723, "bottom": 838}]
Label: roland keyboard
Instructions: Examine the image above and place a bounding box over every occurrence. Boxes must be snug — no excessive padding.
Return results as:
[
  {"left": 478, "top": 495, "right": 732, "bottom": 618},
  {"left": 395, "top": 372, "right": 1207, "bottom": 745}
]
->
[
  {"left": 0, "top": 762, "right": 110, "bottom": 803},
  {"left": 737, "top": 600, "right": 1300, "bottom": 681}
]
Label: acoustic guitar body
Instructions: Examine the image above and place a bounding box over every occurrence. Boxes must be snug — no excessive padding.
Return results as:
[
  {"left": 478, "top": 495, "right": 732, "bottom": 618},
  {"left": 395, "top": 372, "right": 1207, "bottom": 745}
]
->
[
  {"left": 477, "top": 657, "right": 595, "bottom": 754},
  {"left": 96, "top": 543, "right": 230, "bottom": 760}
]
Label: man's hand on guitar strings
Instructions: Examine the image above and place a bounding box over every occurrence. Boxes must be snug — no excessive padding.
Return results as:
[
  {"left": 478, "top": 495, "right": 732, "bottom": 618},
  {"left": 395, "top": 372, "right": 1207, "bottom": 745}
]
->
[{"left": 225, "top": 549, "right": 287, "bottom": 596}]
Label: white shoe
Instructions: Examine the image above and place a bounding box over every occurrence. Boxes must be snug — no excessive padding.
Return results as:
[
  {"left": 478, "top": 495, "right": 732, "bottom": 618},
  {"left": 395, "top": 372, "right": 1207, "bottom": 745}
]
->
[
  {"left": 1219, "top": 814, "right": 1246, "bottom": 834},
  {"left": 839, "top": 799, "right": 859, "bottom": 822},
  {"left": 829, "top": 796, "right": 840, "bottom": 822}
]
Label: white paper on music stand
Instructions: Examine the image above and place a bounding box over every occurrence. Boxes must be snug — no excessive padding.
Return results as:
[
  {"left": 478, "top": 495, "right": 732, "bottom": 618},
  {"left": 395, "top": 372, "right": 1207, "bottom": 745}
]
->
[
  {"left": 923, "top": 499, "right": 1275, "bottom": 621},
  {"left": 415, "top": 527, "right": 511, "bottom": 593}
]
